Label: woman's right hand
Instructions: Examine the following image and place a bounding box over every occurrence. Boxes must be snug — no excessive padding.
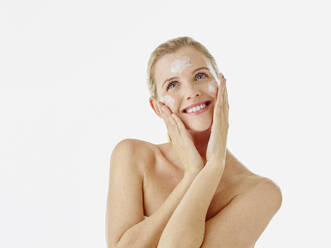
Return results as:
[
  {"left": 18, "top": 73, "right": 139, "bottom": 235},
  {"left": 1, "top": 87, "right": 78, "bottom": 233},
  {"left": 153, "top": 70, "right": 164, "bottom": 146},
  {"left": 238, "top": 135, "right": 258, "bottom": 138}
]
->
[{"left": 156, "top": 101, "right": 204, "bottom": 175}]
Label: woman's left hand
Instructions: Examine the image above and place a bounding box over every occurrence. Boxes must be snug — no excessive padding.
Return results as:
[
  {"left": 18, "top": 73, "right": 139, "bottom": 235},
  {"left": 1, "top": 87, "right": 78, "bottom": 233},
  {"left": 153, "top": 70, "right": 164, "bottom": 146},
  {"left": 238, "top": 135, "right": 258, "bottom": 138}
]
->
[{"left": 206, "top": 73, "right": 229, "bottom": 164}]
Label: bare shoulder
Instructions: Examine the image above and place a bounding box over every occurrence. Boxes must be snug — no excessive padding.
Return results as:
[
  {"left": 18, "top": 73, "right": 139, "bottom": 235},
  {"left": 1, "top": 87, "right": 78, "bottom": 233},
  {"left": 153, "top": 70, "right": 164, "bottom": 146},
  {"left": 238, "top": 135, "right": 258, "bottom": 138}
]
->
[
  {"left": 107, "top": 139, "right": 158, "bottom": 246},
  {"left": 111, "top": 138, "right": 157, "bottom": 175},
  {"left": 239, "top": 174, "right": 283, "bottom": 210},
  {"left": 226, "top": 150, "right": 282, "bottom": 205},
  {"left": 255, "top": 176, "right": 282, "bottom": 206},
  {"left": 113, "top": 138, "right": 155, "bottom": 155}
]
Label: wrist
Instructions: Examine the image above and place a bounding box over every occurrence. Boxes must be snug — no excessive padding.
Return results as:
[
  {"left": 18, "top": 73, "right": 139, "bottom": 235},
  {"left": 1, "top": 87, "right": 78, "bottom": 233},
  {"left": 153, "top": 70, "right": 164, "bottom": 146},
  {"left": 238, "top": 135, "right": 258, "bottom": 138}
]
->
[
  {"left": 206, "top": 157, "right": 226, "bottom": 169},
  {"left": 183, "top": 169, "right": 200, "bottom": 179}
]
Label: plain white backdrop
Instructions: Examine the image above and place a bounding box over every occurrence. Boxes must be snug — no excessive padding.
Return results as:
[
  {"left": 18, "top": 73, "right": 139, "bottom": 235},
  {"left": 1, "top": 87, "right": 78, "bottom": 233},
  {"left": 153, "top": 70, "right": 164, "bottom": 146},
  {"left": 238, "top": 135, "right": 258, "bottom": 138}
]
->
[{"left": 1, "top": 0, "right": 330, "bottom": 247}]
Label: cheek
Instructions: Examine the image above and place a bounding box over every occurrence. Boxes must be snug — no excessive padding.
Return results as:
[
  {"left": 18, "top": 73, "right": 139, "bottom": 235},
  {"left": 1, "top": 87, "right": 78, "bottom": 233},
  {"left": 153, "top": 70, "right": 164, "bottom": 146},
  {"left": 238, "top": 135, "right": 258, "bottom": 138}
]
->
[
  {"left": 160, "top": 95, "right": 175, "bottom": 109},
  {"left": 208, "top": 81, "right": 218, "bottom": 96},
  {"left": 204, "top": 58, "right": 221, "bottom": 85}
]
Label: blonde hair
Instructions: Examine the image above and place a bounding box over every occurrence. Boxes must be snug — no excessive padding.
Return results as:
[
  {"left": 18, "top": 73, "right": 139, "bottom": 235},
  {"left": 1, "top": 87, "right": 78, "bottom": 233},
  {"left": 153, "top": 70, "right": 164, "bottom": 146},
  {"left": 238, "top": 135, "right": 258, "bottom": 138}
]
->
[{"left": 146, "top": 36, "right": 220, "bottom": 99}]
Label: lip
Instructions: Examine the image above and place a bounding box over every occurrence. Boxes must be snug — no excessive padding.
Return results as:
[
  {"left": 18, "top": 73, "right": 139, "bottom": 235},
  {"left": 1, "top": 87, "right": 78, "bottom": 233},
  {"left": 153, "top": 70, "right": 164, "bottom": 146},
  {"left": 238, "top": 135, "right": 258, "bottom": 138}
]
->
[{"left": 182, "top": 100, "right": 212, "bottom": 114}]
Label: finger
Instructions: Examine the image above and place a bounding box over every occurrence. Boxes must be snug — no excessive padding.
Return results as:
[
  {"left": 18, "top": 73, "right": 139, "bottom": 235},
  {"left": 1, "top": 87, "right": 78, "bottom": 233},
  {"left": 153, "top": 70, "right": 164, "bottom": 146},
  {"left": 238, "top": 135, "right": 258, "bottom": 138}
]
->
[
  {"left": 215, "top": 76, "right": 224, "bottom": 107},
  {"left": 215, "top": 75, "right": 225, "bottom": 113},
  {"left": 219, "top": 72, "right": 224, "bottom": 84},
  {"left": 155, "top": 101, "right": 162, "bottom": 114},
  {"left": 224, "top": 85, "right": 229, "bottom": 109},
  {"left": 212, "top": 80, "right": 222, "bottom": 122},
  {"left": 220, "top": 75, "right": 226, "bottom": 99},
  {"left": 220, "top": 77, "right": 227, "bottom": 112},
  {"left": 222, "top": 83, "right": 229, "bottom": 124},
  {"left": 158, "top": 101, "right": 172, "bottom": 113},
  {"left": 163, "top": 107, "right": 182, "bottom": 141},
  {"left": 159, "top": 102, "right": 177, "bottom": 127},
  {"left": 171, "top": 113, "right": 186, "bottom": 135},
  {"left": 157, "top": 102, "right": 170, "bottom": 123},
  {"left": 222, "top": 79, "right": 229, "bottom": 109},
  {"left": 222, "top": 76, "right": 226, "bottom": 95},
  {"left": 212, "top": 76, "right": 227, "bottom": 129},
  {"left": 156, "top": 102, "right": 166, "bottom": 118}
]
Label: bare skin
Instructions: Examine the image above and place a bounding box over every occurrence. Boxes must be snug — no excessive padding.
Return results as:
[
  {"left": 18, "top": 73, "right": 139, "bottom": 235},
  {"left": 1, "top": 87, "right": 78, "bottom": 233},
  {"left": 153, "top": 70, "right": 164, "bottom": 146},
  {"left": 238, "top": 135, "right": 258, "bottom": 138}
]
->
[
  {"left": 119, "top": 138, "right": 262, "bottom": 248},
  {"left": 141, "top": 141, "right": 262, "bottom": 221},
  {"left": 146, "top": 47, "right": 262, "bottom": 216},
  {"left": 106, "top": 46, "right": 281, "bottom": 248},
  {"left": 147, "top": 47, "right": 271, "bottom": 247}
]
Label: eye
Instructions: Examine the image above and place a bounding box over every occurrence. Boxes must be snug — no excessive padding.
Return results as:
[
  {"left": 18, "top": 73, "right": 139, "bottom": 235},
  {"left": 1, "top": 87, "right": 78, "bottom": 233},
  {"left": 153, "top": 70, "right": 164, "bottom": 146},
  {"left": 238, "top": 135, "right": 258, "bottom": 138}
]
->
[
  {"left": 195, "top": 72, "right": 208, "bottom": 80},
  {"left": 167, "top": 81, "right": 178, "bottom": 90}
]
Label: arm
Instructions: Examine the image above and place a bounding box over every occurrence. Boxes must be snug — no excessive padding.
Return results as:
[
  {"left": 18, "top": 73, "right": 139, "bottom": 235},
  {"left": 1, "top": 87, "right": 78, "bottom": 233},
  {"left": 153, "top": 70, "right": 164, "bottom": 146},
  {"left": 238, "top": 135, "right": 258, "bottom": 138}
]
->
[
  {"left": 200, "top": 178, "right": 282, "bottom": 248},
  {"left": 157, "top": 159, "right": 224, "bottom": 248},
  {"left": 106, "top": 139, "right": 200, "bottom": 248},
  {"left": 115, "top": 172, "right": 199, "bottom": 248},
  {"left": 158, "top": 74, "right": 229, "bottom": 248}
]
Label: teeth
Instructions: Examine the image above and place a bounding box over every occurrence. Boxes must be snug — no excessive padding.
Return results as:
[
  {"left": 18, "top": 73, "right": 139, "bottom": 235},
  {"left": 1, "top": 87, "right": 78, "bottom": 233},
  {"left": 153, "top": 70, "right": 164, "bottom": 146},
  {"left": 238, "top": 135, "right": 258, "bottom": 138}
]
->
[{"left": 187, "top": 104, "right": 206, "bottom": 113}]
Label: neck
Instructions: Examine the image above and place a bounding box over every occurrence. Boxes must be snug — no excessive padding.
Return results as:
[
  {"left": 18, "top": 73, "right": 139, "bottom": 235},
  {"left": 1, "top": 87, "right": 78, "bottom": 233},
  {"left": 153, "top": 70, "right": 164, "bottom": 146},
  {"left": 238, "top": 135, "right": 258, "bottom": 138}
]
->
[
  {"left": 165, "top": 129, "right": 240, "bottom": 183},
  {"left": 189, "top": 127, "right": 212, "bottom": 165}
]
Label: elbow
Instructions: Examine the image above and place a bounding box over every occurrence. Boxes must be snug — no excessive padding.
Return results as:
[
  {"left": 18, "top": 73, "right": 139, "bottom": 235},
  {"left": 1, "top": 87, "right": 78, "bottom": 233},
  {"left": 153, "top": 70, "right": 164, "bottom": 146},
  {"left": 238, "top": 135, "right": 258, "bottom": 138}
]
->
[
  {"left": 110, "top": 239, "right": 131, "bottom": 248},
  {"left": 107, "top": 238, "right": 120, "bottom": 248},
  {"left": 158, "top": 228, "right": 203, "bottom": 248},
  {"left": 106, "top": 235, "right": 127, "bottom": 248},
  {"left": 109, "top": 241, "right": 126, "bottom": 248},
  {"left": 105, "top": 242, "right": 115, "bottom": 248}
]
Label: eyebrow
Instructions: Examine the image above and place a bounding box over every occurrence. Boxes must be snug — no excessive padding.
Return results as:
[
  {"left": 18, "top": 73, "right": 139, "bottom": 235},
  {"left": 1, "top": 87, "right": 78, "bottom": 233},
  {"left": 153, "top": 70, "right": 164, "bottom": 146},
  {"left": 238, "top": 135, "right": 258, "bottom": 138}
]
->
[{"left": 162, "top": 66, "right": 210, "bottom": 88}]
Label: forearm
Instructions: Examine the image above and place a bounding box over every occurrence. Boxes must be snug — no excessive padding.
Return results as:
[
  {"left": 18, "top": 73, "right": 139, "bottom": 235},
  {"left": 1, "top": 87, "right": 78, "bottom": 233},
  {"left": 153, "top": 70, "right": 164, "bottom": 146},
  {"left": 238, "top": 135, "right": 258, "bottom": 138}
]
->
[
  {"left": 115, "top": 172, "right": 198, "bottom": 248},
  {"left": 158, "top": 160, "right": 225, "bottom": 248}
]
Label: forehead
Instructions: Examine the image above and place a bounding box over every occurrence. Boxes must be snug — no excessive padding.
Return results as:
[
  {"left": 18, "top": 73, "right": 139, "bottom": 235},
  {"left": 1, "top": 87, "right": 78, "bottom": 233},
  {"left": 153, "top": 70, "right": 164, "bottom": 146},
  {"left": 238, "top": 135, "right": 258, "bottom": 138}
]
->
[{"left": 154, "top": 46, "right": 208, "bottom": 85}]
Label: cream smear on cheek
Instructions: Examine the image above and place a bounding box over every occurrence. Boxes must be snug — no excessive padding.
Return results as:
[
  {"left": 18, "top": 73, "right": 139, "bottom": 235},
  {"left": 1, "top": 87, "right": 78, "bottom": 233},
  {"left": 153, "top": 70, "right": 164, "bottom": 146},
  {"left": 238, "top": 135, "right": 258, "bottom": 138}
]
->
[
  {"left": 159, "top": 95, "right": 175, "bottom": 109},
  {"left": 170, "top": 56, "right": 192, "bottom": 73},
  {"left": 208, "top": 80, "right": 217, "bottom": 94},
  {"left": 204, "top": 58, "right": 220, "bottom": 85}
]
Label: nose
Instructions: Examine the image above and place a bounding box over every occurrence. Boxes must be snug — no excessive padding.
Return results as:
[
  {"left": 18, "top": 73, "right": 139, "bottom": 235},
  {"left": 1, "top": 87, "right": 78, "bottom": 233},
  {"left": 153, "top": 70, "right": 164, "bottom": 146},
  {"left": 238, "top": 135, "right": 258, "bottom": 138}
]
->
[{"left": 185, "top": 85, "right": 201, "bottom": 100}]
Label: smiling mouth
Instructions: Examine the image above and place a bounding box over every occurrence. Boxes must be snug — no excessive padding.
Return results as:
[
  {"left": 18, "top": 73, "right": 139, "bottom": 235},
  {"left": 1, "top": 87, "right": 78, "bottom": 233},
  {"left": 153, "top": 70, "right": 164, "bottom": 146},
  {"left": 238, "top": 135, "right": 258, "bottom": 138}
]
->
[{"left": 183, "top": 101, "right": 211, "bottom": 114}]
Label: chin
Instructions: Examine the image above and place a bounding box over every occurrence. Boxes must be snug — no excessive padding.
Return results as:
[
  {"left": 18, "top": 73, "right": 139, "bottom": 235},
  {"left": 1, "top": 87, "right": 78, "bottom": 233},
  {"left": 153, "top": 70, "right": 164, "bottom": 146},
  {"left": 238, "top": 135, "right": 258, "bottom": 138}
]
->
[{"left": 186, "top": 118, "right": 212, "bottom": 133}]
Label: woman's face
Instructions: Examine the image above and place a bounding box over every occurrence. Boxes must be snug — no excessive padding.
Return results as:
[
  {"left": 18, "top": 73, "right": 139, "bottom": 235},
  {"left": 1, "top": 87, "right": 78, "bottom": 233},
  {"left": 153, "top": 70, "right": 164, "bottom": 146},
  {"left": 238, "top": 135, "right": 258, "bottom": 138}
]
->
[{"left": 152, "top": 46, "right": 220, "bottom": 132}]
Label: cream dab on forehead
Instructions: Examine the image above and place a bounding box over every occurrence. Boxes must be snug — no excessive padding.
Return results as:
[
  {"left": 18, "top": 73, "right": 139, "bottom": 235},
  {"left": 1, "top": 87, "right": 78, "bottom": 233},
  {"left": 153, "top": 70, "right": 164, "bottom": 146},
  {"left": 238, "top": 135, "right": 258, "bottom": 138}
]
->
[
  {"left": 159, "top": 95, "right": 175, "bottom": 108},
  {"left": 170, "top": 56, "right": 192, "bottom": 74},
  {"left": 204, "top": 58, "right": 220, "bottom": 85}
]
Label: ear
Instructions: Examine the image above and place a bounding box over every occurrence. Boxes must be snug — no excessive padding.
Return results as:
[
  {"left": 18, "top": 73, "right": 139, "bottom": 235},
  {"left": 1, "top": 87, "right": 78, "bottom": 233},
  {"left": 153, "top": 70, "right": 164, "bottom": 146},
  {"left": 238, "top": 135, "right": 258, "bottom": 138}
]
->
[{"left": 149, "top": 97, "right": 162, "bottom": 118}]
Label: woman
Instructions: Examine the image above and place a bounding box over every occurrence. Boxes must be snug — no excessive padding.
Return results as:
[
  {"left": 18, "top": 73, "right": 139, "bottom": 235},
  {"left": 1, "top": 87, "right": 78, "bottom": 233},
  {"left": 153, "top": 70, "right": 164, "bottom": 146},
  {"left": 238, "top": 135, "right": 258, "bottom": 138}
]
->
[{"left": 106, "top": 36, "right": 282, "bottom": 248}]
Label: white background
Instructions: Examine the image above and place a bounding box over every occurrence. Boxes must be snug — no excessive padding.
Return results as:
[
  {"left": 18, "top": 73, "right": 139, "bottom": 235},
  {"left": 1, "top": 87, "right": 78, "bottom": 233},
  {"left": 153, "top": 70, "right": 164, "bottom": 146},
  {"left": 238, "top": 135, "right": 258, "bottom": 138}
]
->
[{"left": 1, "top": 0, "right": 330, "bottom": 247}]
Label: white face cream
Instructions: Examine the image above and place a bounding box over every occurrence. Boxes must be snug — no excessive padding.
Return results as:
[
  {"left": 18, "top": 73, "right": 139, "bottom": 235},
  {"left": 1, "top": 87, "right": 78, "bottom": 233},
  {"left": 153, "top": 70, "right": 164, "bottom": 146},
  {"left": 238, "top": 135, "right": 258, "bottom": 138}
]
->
[
  {"left": 160, "top": 95, "right": 175, "bottom": 109},
  {"left": 204, "top": 58, "right": 220, "bottom": 85},
  {"left": 208, "top": 81, "right": 217, "bottom": 94},
  {"left": 170, "top": 56, "right": 192, "bottom": 74}
]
